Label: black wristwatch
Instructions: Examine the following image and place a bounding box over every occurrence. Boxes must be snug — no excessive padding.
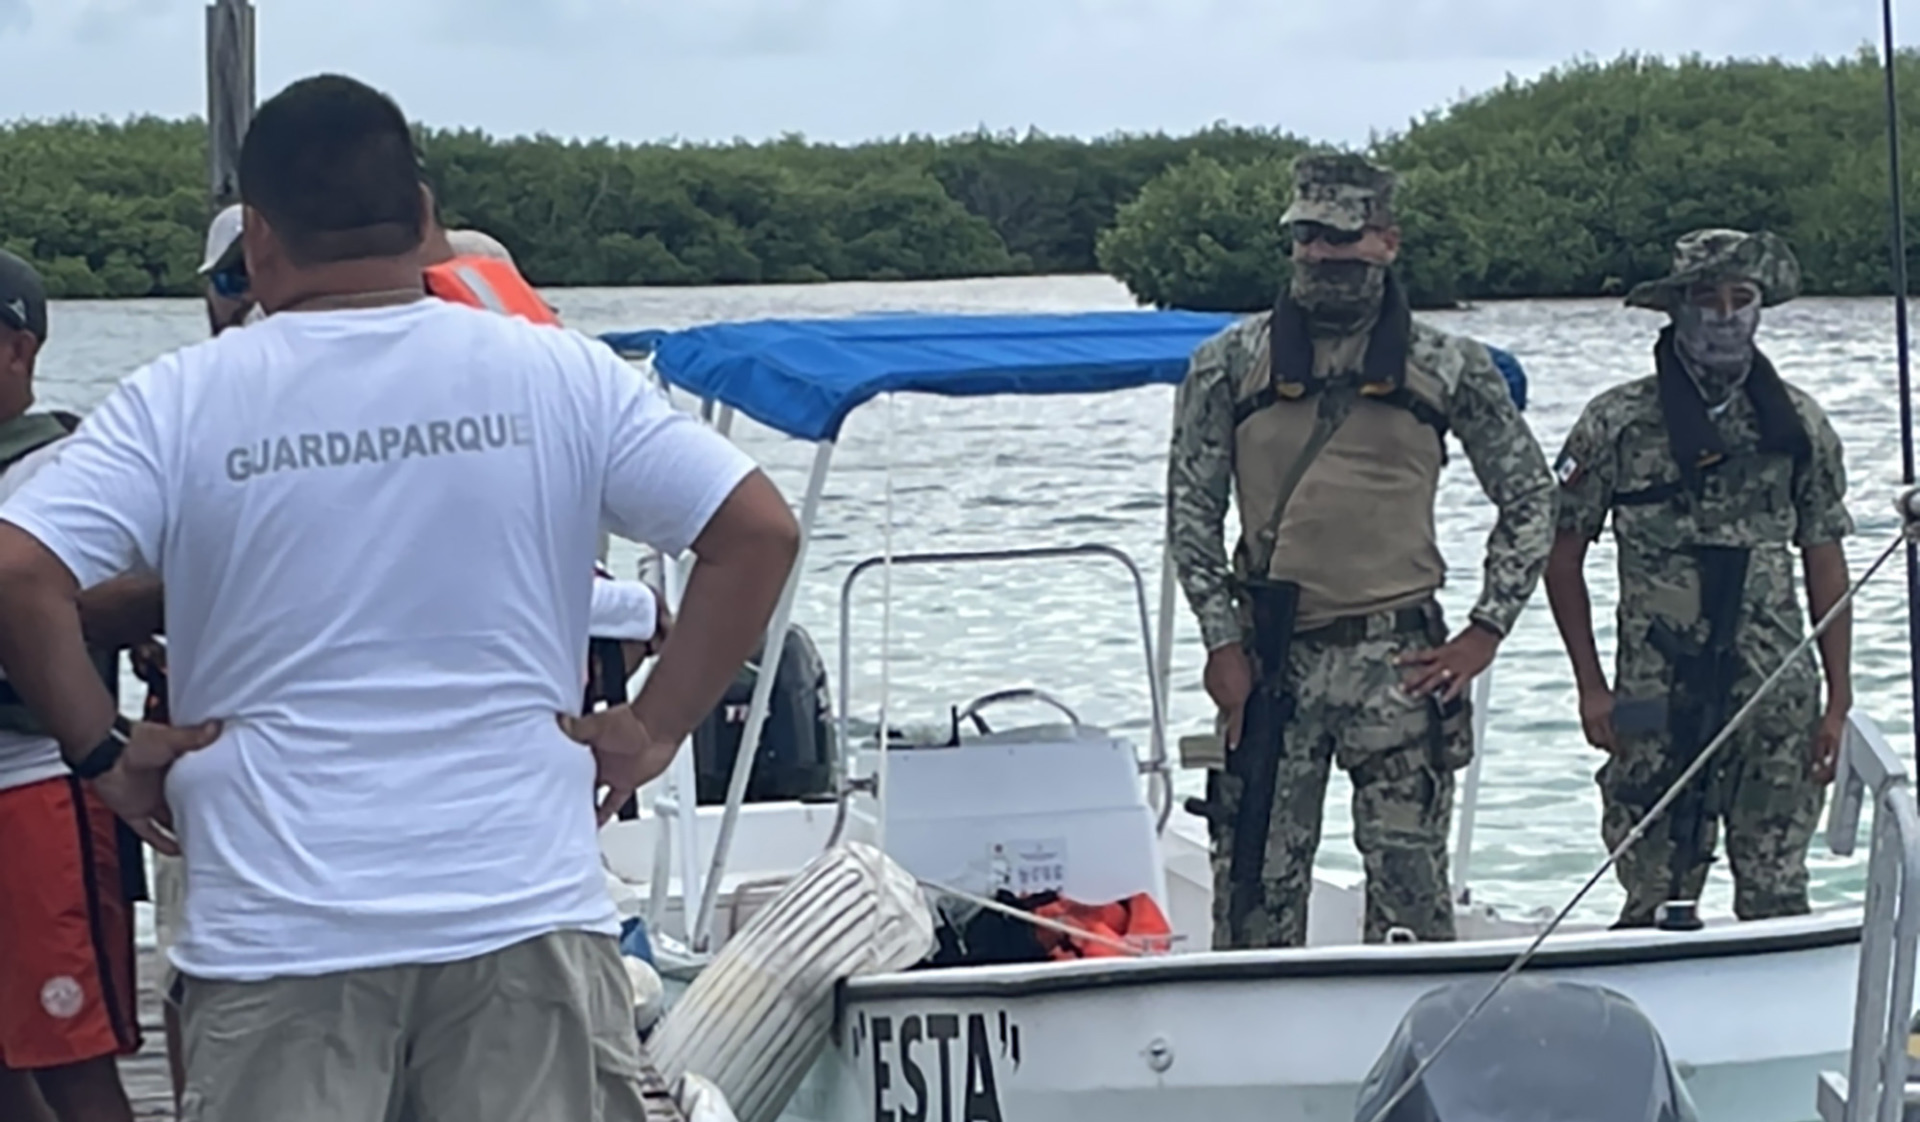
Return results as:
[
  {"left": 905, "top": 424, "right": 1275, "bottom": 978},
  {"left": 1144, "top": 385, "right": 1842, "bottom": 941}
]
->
[{"left": 68, "top": 716, "right": 133, "bottom": 781}]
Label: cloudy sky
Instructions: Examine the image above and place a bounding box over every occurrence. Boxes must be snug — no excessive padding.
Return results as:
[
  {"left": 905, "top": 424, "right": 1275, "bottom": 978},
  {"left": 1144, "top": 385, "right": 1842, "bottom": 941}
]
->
[{"left": 0, "top": 0, "right": 1901, "bottom": 147}]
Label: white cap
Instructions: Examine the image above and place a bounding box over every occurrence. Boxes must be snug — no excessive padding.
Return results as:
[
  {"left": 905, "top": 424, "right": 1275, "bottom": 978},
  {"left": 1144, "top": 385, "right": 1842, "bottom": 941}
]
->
[
  {"left": 447, "top": 228, "right": 516, "bottom": 266},
  {"left": 199, "top": 204, "right": 244, "bottom": 275}
]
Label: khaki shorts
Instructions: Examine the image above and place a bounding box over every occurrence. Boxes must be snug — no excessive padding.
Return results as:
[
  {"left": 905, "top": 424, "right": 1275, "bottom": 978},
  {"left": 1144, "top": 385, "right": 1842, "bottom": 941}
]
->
[{"left": 176, "top": 929, "right": 648, "bottom": 1122}]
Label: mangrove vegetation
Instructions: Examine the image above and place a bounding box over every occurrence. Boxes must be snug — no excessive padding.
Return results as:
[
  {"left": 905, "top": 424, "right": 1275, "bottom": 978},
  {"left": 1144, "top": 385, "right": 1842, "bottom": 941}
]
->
[{"left": 6, "top": 50, "right": 1920, "bottom": 307}]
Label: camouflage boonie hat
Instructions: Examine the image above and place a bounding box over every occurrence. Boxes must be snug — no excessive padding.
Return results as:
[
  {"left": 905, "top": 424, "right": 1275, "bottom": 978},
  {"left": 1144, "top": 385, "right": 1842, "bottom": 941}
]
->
[
  {"left": 1623, "top": 228, "right": 1803, "bottom": 310},
  {"left": 1279, "top": 152, "right": 1397, "bottom": 233}
]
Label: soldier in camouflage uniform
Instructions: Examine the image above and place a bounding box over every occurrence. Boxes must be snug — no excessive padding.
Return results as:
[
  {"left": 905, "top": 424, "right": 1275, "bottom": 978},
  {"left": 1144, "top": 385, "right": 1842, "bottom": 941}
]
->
[
  {"left": 1166, "top": 152, "right": 1556, "bottom": 949},
  {"left": 1545, "top": 229, "right": 1854, "bottom": 927}
]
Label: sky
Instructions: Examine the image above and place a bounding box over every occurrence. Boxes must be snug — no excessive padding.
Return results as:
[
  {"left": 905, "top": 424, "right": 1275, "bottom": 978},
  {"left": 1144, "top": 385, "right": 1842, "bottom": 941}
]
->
[{"left": 0, "top": 0, "right": 1906, "bottom": 148}]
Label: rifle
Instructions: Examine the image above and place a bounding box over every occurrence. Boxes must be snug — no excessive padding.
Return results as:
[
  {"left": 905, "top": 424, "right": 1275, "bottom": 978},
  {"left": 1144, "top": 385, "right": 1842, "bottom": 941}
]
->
[
  {"left": 1222, "top": 578, "right": 1302, "bottom": 941},
  {"left": 1641, "top": 544, "right": 1750, "bottom": 928}
]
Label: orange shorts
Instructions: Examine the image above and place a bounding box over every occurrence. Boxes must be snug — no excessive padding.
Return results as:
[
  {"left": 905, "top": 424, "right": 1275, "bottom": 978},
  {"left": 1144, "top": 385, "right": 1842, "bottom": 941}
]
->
[{"left": 0, "top": 776, "right": 140, "bottom": 1070}]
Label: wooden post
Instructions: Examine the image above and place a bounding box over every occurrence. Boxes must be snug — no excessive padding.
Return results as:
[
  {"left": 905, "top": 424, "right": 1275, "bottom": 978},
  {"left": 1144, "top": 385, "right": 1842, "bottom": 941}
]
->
[{"left": 206, "top": 0, "right": 256, "bottom": 210}]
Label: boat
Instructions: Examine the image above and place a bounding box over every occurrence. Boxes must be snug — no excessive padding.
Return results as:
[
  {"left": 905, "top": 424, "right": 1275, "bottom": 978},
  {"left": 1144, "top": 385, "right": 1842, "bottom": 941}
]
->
[{"left": 588, "top": 307, "right": 1906, "bottom": 1122}]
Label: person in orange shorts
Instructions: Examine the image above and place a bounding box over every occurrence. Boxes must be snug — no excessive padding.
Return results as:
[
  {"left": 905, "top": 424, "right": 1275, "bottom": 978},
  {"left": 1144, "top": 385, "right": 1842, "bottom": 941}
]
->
[{"left": 0, "top": 251, "right": 175, "bottom": 1122}]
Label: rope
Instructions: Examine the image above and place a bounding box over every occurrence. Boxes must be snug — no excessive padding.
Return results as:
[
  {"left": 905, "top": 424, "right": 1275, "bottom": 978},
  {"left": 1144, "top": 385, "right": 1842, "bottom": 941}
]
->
[
  {"left": 1880, "top": 0, "right": 1920, "bottom": 790},
  {"left": 1357, "top": 526, "right": 1904, "bottom": 1122}
]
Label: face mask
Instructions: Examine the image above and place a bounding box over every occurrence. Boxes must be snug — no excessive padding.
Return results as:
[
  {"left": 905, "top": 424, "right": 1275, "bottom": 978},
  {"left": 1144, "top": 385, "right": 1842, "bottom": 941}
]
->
[
  {"left": 1672, "top": 297, "right": 1761, "bottom": 404},
  {"left": 1290, "top": 258, "right": 1386, "bottom": 336}
]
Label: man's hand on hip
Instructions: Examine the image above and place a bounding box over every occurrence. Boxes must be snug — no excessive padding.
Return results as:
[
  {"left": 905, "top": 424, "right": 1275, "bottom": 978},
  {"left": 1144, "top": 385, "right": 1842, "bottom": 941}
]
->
[
  {"left": 561, "top": 706, "right": 677, "bottom": 825},
  {"left": 1395, "top": 624, "right": 1499, "bottom": 704},
  {"left": 95, "top": 719, "right": 223, "bottom": 855}
]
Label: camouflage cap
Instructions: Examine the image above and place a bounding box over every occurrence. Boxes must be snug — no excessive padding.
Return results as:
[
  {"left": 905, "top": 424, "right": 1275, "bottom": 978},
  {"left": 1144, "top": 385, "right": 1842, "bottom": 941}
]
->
[
  {"left": 1279, "top": 152, "right": 1397, "bottom": 233},
  {"left": 1623, "top": 228, "right": 1803, "bottom": 310}
]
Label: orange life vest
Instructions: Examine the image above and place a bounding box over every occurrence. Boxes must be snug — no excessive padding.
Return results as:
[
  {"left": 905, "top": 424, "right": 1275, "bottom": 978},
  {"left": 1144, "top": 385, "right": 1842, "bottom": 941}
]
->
[
  {"left": 1031, "top": 892, "right": 1173, "bottom": 960},
  {"left": 424, "top": 255, "right": 560, "bottom": 326}
]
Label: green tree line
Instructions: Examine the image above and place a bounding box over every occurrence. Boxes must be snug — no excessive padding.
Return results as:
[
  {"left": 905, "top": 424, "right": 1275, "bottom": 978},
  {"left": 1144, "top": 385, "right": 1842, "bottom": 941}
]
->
[
  {"left": 1102, "top": 49, "right": 1920, "bottom": 310},
  {"left": 6, "top": 49, "right": 1920, "bottom": 305},
  {"left": 0, "top": 115, "right": 1299, "bottom": 299}
]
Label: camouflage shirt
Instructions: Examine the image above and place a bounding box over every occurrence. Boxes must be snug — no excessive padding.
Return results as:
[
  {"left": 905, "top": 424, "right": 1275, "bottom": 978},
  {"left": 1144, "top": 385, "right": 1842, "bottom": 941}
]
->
[
  {"left": 1553, "top": 375, "right": 1852, "bottom": 690},
  {"left": 1167, "top": 312, "right": 1556, "bottom": 650}
]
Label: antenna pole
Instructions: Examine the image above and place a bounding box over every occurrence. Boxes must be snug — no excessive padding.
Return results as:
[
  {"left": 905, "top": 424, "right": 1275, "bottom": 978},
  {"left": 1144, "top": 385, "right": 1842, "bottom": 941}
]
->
[
  {"left": 1883, "top": 0, "right": 1920, "bottom": 775},
  {"left": 206, "top": 0, "right": 257, "bottom": 210}
]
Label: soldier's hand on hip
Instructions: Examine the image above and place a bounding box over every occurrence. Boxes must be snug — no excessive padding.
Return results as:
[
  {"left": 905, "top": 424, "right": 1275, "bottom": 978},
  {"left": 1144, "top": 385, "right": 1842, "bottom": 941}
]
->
[
  {"left": 1810, "top": 708, "right": 1846, "bottom": 786},
  {"left": 1204, "top": 645, "right": 1255, "bottom": 749},
  {"left": 1577, "top": 684, "right": 1617, "bottom": 753},
  {"left": 1395, "top": 626, "right": 1498, "bottom": 704}
]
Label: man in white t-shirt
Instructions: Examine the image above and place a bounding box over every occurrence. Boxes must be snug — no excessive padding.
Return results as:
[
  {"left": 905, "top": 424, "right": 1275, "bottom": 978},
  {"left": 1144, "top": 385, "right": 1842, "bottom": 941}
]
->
[
  {"left": 146, "top": 207, "right": 680, "bottom": 1117},
  {"left": 0, "top": 74, "right": 798, "bottom": 1122}
]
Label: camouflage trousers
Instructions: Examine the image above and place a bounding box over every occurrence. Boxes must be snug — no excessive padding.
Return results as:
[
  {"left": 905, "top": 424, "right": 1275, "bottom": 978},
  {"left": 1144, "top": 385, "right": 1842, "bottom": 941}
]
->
[
  {"left": 1206, "top": 600, "right": 1472, "bottom": 950},
  {"left": 1599, "top": 660, "right": 1826, "bottom": 927}
]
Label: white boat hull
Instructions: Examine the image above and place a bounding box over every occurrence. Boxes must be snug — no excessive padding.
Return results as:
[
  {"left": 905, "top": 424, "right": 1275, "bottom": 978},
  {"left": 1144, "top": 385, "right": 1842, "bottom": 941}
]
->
[
  {"left": 795, "top": 910, "right": 1860, "bottom": 1122},
  {"left": 611, "top": 791, "right": 1862, "bottom": 1122}
]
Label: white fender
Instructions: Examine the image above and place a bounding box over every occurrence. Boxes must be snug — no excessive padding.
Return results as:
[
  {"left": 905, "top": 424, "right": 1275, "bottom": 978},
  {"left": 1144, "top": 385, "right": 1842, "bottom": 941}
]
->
[
  {"left": 675, "top": 1073, "right": 741, "bottom": 1122},
  {"left": 605, "top": 864, "right": 644, "bottom": 918},
  {"left": 650, "top": 841, "right": 936, "bottom": 1122},
  {"left": 625, "top": 955, "right": 668, "bottom": 1035}
]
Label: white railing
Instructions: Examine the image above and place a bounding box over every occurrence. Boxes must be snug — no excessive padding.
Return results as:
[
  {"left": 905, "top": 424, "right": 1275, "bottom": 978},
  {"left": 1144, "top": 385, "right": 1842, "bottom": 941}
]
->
[{"left": 1818, "top": 711, "right": 1920, "bottom": 1122}]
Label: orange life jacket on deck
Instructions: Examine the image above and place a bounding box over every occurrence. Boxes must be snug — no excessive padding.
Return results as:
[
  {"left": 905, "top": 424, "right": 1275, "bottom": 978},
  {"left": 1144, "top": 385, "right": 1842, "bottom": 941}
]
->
[
  {"left": 424, "top": 255, "right": 561, "bottom": 326},
  {"left": 1031, "top": 892, "right": 1173, "bottom": 961}
]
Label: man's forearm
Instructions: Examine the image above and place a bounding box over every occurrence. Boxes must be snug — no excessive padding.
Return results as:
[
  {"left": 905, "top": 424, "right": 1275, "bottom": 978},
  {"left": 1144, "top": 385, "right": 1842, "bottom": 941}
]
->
[
  {"left": 1453, "top": 354, "right": 1556, "bottom": 637},
  {"left": 0, "top": 551, "right": 119, "bottom": 758},
  {"left": 629, "top": 476, "right": 799, "bottom": 747},
  {"left": 1468, "top": 486, "right": 1555, "bottom": 637},
  {"left": 1545, "top": 533, "right": 1608, "bottom": 693},
  {"left": 633, "top": 557, "right": 793, "bottom": 745},
  {"left": 1804, "top": 541, "right": 1853, "bottom": 712},
  {"left": 1174, "top": 551, "right": 1243, "bottom": 652},
  {"left": 78, "top": 574, "right": 164, "bottom": 649}
]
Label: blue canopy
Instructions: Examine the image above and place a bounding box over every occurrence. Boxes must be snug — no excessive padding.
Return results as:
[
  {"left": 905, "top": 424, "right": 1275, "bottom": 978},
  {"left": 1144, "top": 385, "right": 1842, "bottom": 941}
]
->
[{"left": 599, "top": 310, "right": 1527, "bottom": 444}]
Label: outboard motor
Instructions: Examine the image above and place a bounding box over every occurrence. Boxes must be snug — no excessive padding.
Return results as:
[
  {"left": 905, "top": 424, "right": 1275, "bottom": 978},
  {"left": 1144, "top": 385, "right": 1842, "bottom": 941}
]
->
[
  {"left": 1353, "top": 977, "right": 1698, "bottom": 1122},
  {"left": 691, "top": 623, "right": 835, "bottom": 805}
]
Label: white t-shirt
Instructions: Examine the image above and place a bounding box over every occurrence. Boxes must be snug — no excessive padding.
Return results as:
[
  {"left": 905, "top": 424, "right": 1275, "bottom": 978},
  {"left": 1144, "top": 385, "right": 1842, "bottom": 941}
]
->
[
  {"left": 0, "top": 437, "right": 79, "bottom": 793},
  {"left": 0, "top": 299, "right": 757, "bottom": 981}
]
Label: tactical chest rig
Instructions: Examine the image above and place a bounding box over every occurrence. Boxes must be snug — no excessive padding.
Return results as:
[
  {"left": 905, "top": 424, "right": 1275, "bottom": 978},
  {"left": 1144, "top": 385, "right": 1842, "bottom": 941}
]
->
[
  {"left": 0, "top": 411, "right": 122, "bottom": 736},
  {"left": 1233, "top": 276, "right": 1450, "bottom": 461},
  {"left": 1608, "top": 328, "right": 1810, "bottom": 925},
  {"left": 1227, "top": 275, "right": 1453, "bottom": 646}
]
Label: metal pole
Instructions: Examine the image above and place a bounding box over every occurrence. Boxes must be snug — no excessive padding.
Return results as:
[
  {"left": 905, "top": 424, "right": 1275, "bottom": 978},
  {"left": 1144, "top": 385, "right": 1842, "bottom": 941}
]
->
[
  {"left": 1881, "top": 0, "right": 1920, "bottom": 775},
  {"left": 1450, "top": 664, "right": 1492, "bottom": 904},
  {"left": 206, "top": 0, "right": 256, "bottom": 209},
  {"left": 690, "top": 441, "right": 836, "bottom": 951}
]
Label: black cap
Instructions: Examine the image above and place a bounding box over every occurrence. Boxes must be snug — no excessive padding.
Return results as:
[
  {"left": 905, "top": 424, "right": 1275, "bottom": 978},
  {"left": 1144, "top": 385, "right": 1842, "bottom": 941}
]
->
[{"left": 0, "top": 249, "right": 48, "bottom": 342}]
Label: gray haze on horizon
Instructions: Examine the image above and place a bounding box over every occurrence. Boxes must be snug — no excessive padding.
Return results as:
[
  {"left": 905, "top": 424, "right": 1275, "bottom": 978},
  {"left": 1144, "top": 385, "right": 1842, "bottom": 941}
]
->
[{"left": 0, "top": 0, "right": 1905, "bottom": 147}]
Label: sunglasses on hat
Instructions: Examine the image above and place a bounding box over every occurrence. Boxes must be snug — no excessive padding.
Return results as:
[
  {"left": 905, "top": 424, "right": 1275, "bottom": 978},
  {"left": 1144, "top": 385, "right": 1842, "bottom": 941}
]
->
[
  {"left": 1290, "top": 221, "right": 1367, "bottom": 247},
  {"left": 209, "top": 265, "right": 250, "bottom": 300}
]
